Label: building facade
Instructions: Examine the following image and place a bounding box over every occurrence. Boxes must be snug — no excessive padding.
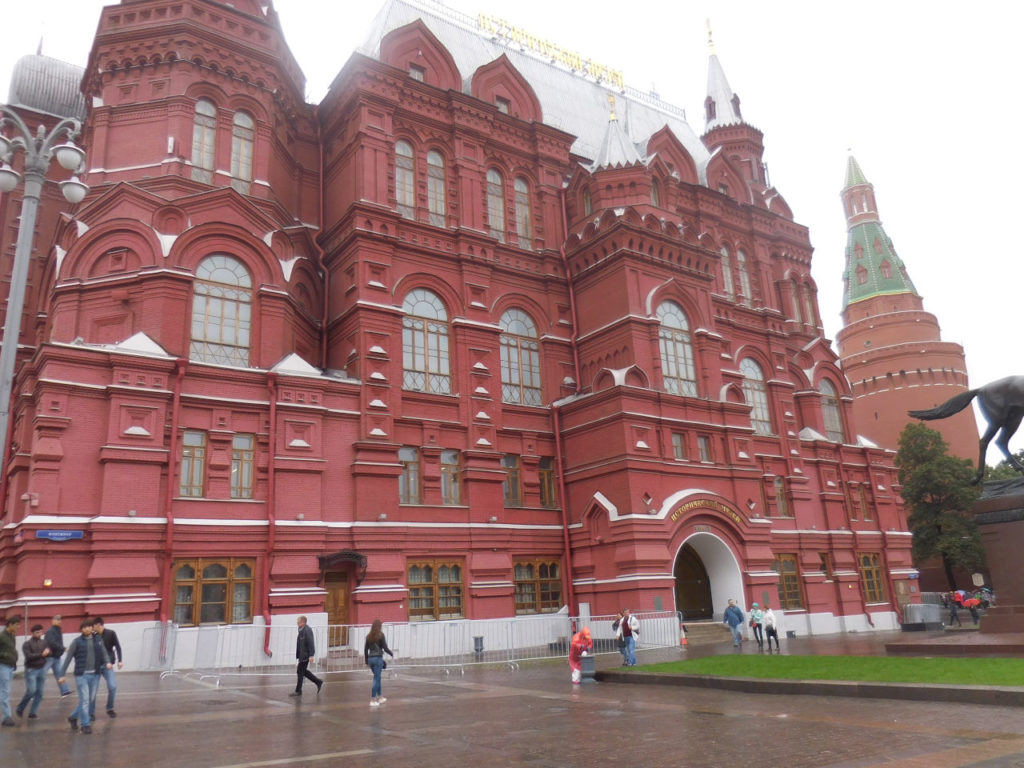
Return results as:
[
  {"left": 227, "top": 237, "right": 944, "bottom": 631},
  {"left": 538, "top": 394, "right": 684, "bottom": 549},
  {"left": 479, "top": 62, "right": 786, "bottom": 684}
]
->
[{"left": 0, "top": 0, "right": 917, "bottom": 655}]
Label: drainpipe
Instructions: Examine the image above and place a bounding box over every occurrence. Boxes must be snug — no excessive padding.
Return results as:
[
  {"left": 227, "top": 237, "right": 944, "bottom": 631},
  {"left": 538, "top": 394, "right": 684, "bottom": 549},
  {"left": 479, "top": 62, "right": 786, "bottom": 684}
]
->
[
  {"left": 553, "top": 186, "right": 582, "bottom": 613},
  {"left": 313, "top": 106, "right": 329, "bottom": 370},
  {"left": 263, "top": 371, "right": 279, "bottom": 657},
  {"left": 160, "top": 359, "right": 188, "bottom": 636}
]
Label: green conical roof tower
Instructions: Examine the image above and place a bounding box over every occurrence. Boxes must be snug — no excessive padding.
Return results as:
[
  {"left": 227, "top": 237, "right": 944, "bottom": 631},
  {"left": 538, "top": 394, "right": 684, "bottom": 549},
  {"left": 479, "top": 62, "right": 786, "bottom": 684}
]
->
[{"left": 840, "top": 155, "right": 917, "bottom": 308}]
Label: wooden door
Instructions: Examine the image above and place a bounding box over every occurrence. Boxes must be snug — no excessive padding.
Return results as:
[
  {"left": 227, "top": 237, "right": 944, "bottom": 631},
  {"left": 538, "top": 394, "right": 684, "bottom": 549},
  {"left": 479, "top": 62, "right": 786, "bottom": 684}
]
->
[
  {"left": 674, "top": 544, "right": 713, "bottom": 620},
  {"left": 325, "top": 572, "right": 350, "bottom": 646}
]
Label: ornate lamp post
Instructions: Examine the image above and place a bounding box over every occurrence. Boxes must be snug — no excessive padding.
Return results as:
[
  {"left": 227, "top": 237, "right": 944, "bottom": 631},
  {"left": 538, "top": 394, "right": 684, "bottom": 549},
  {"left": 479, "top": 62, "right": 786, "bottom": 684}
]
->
[{"left": 0, "top": 107, "right": 88, "bottom": 492}]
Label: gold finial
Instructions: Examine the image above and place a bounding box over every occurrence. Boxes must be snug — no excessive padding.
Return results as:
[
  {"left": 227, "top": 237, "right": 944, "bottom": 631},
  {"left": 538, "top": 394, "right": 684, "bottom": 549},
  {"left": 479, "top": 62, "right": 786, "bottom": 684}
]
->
[
  {"left": 607, "top": 94, "right": 617, "bottom": 122},
  {"left": 706, "top": 19, "right": 715, "bottom": 54}
]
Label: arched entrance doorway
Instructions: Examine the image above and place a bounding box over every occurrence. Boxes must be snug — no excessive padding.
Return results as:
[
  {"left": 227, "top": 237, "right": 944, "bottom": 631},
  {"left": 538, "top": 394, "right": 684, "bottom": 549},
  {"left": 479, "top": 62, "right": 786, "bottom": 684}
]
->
[{"left": 673, "top": 532, "right": 744, "bottom": 621}]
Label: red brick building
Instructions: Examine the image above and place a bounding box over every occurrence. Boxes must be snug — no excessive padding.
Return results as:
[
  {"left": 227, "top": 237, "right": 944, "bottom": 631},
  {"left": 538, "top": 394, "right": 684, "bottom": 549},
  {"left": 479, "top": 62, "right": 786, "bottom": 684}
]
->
[{"left": 0, "top": 0, "right": 917, "bottom": 656}]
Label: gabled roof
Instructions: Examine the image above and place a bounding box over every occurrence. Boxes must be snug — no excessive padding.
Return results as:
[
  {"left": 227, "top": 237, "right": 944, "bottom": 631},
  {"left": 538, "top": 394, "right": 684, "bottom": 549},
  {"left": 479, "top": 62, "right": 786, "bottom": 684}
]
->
[{"left": 591, "top": 113, "right": 644, "bottom": 171}]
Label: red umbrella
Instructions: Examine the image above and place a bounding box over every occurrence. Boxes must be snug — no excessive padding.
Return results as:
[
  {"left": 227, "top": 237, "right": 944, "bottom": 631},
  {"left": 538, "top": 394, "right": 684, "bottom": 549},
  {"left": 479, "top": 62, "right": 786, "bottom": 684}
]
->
[{"left": 963, "top": 597, "right": 982, "bottom": 608}]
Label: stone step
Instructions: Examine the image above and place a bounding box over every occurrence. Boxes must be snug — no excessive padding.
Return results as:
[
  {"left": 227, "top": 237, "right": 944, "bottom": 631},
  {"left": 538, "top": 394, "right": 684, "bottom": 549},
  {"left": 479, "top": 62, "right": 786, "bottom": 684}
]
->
[{"left": 681, "top": 621, "right": 733, "bottom": 646}]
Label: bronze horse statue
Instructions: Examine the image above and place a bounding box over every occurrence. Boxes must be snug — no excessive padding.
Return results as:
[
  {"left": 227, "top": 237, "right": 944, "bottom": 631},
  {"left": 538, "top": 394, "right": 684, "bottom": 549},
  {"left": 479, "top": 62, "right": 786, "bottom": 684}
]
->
[{"left": 909, "top": 376, "right": 1024, "bottom": 484}]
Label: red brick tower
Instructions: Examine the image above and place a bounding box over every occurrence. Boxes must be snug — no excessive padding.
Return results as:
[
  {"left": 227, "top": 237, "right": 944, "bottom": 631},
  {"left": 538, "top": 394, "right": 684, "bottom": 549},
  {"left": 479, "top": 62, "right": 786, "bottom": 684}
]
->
[{"left": 836, "top": 156, "right": 978, "bottom": 461}]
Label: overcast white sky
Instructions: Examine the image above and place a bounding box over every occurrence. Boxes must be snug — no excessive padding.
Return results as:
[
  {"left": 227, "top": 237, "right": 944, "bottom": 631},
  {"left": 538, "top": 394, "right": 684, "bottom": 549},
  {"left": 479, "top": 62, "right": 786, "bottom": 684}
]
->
[{"left": 3, "top": 0, "right": 1023, "bottom": 448}]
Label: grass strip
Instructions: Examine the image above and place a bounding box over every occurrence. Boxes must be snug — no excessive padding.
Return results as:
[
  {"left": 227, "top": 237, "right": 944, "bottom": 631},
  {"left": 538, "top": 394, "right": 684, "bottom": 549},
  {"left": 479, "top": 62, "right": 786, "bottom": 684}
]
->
[{"left": 636, "top": 655, "right": 1024, "bottom": 686}]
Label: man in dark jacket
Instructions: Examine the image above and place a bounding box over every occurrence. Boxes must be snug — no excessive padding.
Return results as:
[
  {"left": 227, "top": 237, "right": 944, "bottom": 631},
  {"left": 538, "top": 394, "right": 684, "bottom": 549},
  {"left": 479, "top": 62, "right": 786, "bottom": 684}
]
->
[
  {"left": 290, "top": 615, "right": 323, "bottom": 697},
  {"left": 43, "top": 615, "right": 71, "bottom": 697},
  {"left": 16, "top": 624, "right": 49, "bottom": 718},
  {"left": 59, "top": 619, "right": 111, "bottom": 734},
  {"left": 0, "top": 615, "right": 20, "bottom": 726},
  {"left": 91, "top": 618, "right": 122, "bottom": 718}
]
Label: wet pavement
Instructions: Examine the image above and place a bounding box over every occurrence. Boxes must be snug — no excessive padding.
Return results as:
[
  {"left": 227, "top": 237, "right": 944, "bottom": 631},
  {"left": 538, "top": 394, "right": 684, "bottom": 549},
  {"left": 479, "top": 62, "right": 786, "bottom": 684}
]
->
[{"left": 5, "top": 631, "right": 1024, "bottom": 768}]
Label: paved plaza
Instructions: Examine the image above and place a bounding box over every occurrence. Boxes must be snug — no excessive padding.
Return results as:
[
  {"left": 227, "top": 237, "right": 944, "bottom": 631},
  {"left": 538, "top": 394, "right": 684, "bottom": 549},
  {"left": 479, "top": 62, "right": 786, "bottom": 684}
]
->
[{"left": 4, "top": 632, "right": 1024, "bottom": 768}]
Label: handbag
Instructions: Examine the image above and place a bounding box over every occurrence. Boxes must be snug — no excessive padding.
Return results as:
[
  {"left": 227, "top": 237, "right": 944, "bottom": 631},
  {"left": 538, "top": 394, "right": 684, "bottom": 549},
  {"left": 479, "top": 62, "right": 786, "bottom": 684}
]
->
[
  {"left": 382, "top": 659, "right": 387, "bottom": 670},
  {"left": 617, "top": 635, "right": 626, "bottom": 648}
]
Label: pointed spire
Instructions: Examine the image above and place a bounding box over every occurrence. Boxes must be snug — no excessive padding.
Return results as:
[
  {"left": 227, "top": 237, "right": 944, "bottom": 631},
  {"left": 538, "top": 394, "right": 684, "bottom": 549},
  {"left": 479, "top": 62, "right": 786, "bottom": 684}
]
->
[
  {"left": 590, "top": 95, "right": 644, "bottom": 170},
  {"left": 704, "top": 28, "right": 743, "bottom": 132},
  {"left": 841, "top": 155, "right": 917, "bottom": 308}
]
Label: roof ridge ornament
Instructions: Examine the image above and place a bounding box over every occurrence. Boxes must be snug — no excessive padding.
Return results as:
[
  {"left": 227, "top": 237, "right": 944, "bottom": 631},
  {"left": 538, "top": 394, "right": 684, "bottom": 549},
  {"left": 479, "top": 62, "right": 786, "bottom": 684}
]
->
[
  {"left": 706, "top": 18, "right": 715, "bottom": 54},
  {"left": 608, "top": 94, "right": 617, "bottom": 122}
]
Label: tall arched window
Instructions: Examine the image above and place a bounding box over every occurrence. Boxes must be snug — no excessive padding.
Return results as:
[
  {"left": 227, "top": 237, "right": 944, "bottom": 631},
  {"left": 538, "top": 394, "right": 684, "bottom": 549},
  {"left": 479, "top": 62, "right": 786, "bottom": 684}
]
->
[
  {"left": 740, "top": 358, "right": 772, "bottom": 435},
  {"left": 230, "top": 111, "right": 255, "bottom": 194},
  {"left": 190, "top": 255, "right": 253, "bottom": 367},
  {"left": 657, "top": 301, "right": 697, "bottom": 396},
  {"left": 583, "top": 188, "right": 593, "bottom": 216},
  {"left": 487, "top": 168, "right": 505, "bottom": 242},
  {"left": 514, "top": 177, "right": 532, "bottom": 249},
  {"left": 802, "top": 285, "right": 816, "bottom": 325},
  {"left": 427, "top": 150, "right": 446, "bottom": 227},
  {"left": 737, "top": 249, "right": 752, "bottom": 305},
  {"left": 499, "top": 308, "right": 541, "bottom": 406},
  {"left": 395, "top": 140, "right": 415, "bottom": 220},
  {"left": 651, "top": 178, "right": 661, "bottom": 207},
  {"left": 720, "top": 246, "right": 734, "bottom": 299},
  {"left": 819, "top": 379, "right": 845, "bottom": 442},
  {"left": 790, "top": 280, "right": 802, "bottom": 323},
  {"left": 191, "top": 98, "right": 217, "bottom": 184},
  {"left": 402, "top": 288, "right": 450, "bottom": 394}
]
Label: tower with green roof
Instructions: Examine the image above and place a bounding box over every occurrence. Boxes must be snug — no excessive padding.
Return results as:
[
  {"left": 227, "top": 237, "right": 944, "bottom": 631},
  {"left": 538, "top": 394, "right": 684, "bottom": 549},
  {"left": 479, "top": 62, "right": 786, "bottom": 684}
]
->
[{"left": 835, "top": 156, "right": 977, "bottom": 461}]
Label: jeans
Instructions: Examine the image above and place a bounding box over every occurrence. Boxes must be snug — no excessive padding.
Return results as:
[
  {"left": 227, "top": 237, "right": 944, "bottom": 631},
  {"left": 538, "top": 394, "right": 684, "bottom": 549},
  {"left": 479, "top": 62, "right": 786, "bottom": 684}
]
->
[
  {"left": 90, "top": 666, "right": 117, "bottom": 718},
  {"left": 368, "top": 655, "right": 383, "bottom": 699},
  {"left": 728, "top": 623, "right": 743, "bottom": 646},
  {"left": 17, "top": 666, "right": 45, "bottom": 716},
  {"left": 751, "top": 624, "right": 764, "bottom": 648},
  {"left": 623, "top": 635, "right": 636, "bottom": 666},
  {"left": 44, "top": 656, "right": 70, "bottom": 695},
  {"left": 295, "top": 660, "right": 321, "bottom": 693},
  {"left": 0, "top": 663, "right": 13, "bottom": 719},
  {"left": 72, "top": 673, "right": 99, "bottom": 728}
]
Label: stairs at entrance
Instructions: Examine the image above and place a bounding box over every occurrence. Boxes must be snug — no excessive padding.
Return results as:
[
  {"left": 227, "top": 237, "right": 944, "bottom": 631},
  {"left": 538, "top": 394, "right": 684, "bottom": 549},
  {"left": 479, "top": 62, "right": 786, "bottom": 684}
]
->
[{"left": 681, "top": 621, "right": 733, "bottom": 646}]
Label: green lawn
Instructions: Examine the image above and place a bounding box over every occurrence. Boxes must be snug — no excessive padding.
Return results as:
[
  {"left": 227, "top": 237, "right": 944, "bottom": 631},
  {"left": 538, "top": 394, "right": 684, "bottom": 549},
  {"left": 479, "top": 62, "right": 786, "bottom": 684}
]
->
[{"left": 636, "top": 656, "right": 1024, "bottom": 686}]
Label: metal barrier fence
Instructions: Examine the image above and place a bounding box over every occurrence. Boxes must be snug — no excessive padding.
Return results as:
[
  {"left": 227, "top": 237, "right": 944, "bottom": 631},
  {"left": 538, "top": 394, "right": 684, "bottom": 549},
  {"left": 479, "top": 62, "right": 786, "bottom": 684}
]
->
[{"left": 138, "top": 610, "right": 683, "bottom": 679}]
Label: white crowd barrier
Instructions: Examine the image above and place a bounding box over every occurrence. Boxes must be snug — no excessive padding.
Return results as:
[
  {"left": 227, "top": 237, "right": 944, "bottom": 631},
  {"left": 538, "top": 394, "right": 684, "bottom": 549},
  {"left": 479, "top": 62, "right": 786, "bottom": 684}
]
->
[{"left": 137, "top": 610, "right": 682, "bottom": 677}]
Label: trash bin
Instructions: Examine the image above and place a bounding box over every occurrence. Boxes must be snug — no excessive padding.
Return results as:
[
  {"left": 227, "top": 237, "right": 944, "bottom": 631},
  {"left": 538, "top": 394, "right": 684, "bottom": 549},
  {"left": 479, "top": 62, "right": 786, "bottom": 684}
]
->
[
  {"left": 473, "top": 636, "right": 484, "bottom": 656},
  {"left": 580, "top": 652, "right": 596, "bottom": 683}
]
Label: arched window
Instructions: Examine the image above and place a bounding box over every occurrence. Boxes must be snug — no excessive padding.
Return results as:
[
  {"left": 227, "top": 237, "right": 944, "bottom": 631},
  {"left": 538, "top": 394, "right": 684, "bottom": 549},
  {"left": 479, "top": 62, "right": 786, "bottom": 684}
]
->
[
  {"left": 191, "top": 98, "right": 217, "bottom": 184},
  {"left": 790, "top": 280, "right": 802, "bottom": 323},
  {"left": 657, "top": 301, "right": 697, "bottom": 396},
  {"left": 190, "top": 255, "right": 253, "bottom": 367},
  {"left": 230, "top": 111, "right": 255, "bottom": 194},
  {"left": 801, "top": 285, "right": 816, "bottom": 326},
  {"left": 487, "top": 168, "right": 505, "bottom": 242},
  {"left": 740, "top": 357, "right": 772, "bottom": 435},
  {"left": 402, "top": 288, "right": 450, "bottom": 394},
  {"left": 514, "top": 177, "right": 532, "bottom": 249},
  {"left": 819, "top": 379, "right": 845, "bottom": 442},
  {"left": 583, "top": 188, "right": 593, "bottom": 216},
  {"left": 651, "top": 178, "right": 661, "bottom": 207},
  {"left": 737, "top": 249, "right": 752, "bottom": 305},
  {"left": 427, "top": 150, "right": 446, "bottom": 227},
  {"left": 720, "top": 246, "right": 734, "bottom": 299},
  {"left": 395, "top": 140, "right": 415, "bottom": 220},
  {"left": 499, "top": 308, "right": 542, "bottom": 406},
  {"left": 879, "top": 259, "right": 893, "bottom": 279}
]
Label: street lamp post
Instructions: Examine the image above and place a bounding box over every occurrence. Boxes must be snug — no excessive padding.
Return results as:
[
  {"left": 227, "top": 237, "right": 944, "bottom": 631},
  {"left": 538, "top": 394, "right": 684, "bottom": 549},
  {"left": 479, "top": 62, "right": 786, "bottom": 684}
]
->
[{"left": 0, "top": 106, "right": 88, "bottom": 496}]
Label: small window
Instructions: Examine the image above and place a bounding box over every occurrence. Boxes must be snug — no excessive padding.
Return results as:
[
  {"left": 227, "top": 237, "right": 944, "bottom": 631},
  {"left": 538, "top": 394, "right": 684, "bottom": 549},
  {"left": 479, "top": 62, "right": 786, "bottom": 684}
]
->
[
  {"left": 857, "top": 265, "right": 868, "bottom": 285},
  {"left": 879, "top": 260, "right": 893, "bottom": 279},
  {"left": 538, "top": 457, "right": 557, "bottom": 509},
  {"left": 180, "top": 430, "right": 207, "bottom": 497},
  {"left": 514, "top": 561, "right": 561, "bottom": 614},
  {"left": 495, "top": 96, "right": 511, "bottom": 114},
  {"left": 502, "top": 454, "right": 522, "bottom": 507},
  {"left": 773, "top": 554, "right": 803, "bottom": 610},
  {"left": 230, "top": 434, "right": 255, "bottom": 499},
  {"left": 651, "top": 178, "right": 661, "bottom": 207},
  {"left": 399, "top": 447, "right": 420, "bottom": 504},
  {"left": 408, "top": 560, "right": 464, "bottom": 621},
  {"left": 173, "top": 558, "right": 254, "bottom": 626},
  {"left": 858, "top": 553, "right": 886, "bottom": 603},
  {"left": 819, "top": 552, "right": 833, "bottom": 581},
  {"left": 720, "top": 246, "right": 734, "bottom": 299},
  {"left": 441, "top": 449, "right": 461, "bottom": 506},
  {"left": 740, "top": 358, "right": 773, "bottom": 435},
  {"left": 773, "top": 476, "right": 790, "bottom": 517},
  {"left": 671, "top": 432, "right": 686, "bottom": 461},
  {"left": 859, "top": 485, "right": 873, "bottom": 521},
  {"left": 736, "top": 249, "right": 752, "bottom": 306},
  {"left": 583, "top": 188, "right": 593, "bottom": 216},
  {"left": 697, "top": 435, "right": 713, "bottom": 463},
  {"left": 409, "top": 64, "right": 425, "bottom": 82},
  {"left": 718, "top": 183, "right": 729, "bottom": 196},
  {"left": 819, "top": 379, "right": 845, "bottom": 442}
]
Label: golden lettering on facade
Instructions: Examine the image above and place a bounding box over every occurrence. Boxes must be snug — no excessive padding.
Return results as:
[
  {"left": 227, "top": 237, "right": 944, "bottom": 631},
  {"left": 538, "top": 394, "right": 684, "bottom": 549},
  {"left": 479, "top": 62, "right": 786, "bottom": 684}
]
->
[
  {"left": 670, "top": 499, "right": 744, "bottom": 527},
  {"left": 478, "top": 14, "right": 625, "bottom": 90}
]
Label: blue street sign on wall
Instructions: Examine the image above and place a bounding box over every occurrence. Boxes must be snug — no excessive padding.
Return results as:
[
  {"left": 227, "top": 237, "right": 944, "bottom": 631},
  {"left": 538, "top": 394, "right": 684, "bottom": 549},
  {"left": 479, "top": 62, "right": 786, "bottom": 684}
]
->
[{"left": 35, "top": 530, "right": 84, "bottom": 541}]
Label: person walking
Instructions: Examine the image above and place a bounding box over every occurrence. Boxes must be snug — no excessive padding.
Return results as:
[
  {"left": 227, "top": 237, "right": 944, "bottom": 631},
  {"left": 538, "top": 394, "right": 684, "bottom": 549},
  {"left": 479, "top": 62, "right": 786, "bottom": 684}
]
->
[
  {"left": 15, "top": 624, "right": 49, "bottom": 719},
  {"left": 364, "top": 619, "right": 394, "bottom": 707},
  {"left": 613, "top": 609, "right": 640, "bottom": 666},
  {"left": 0, "top": 615, "right": 20, "bottom": 727},
  {"left": 59, "top": 619, "right": 111, "bottom": 734},
  {"left": 43, "top": 615, "right": 71, "bottom": 697},
  {"left": 948, "top": 593, "right": 962, "bottom": 627},
  {"left": 568, "top": 627, "right": 592, "bottom": 684},
  {"left": 749, "top": 602, "right": 764, "bottom": 651},
  {"left": 763, "top": 605, "right": 781, "bottom": 652},
  {"left": 290, "top": 616, "right": 323, "bottom": 697},
  {"left": 723, "top": 599, "right": 744, "bottom": 648},
  {"left": 91, "top": 618, "right": 122, "bottom": 718}
]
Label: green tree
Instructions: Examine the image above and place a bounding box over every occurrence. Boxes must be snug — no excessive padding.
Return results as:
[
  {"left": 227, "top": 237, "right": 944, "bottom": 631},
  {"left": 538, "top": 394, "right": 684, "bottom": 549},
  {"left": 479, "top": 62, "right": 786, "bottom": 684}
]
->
[
  {"left": 895, "top": 423, "right": 985, "bottom": 590},
  {"left": 984, "top": 449, "right": 1024, "bottom": 482}
]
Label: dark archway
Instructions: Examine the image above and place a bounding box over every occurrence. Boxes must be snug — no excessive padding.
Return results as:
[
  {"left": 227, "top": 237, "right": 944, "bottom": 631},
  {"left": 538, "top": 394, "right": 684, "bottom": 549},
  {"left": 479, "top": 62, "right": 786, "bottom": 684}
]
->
[{"left": 674, "top": 543, "right": 713, "bottom": 620}]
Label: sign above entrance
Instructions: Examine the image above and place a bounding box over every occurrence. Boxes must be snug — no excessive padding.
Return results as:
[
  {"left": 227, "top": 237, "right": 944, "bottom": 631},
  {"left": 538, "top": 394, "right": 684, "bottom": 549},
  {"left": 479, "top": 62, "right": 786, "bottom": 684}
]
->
[
  {"left": 670, "top": 499, "right": 744, "bottom": 527},
  {"left": 35, "top": 529, "right": 84, "bottom": 541}
]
